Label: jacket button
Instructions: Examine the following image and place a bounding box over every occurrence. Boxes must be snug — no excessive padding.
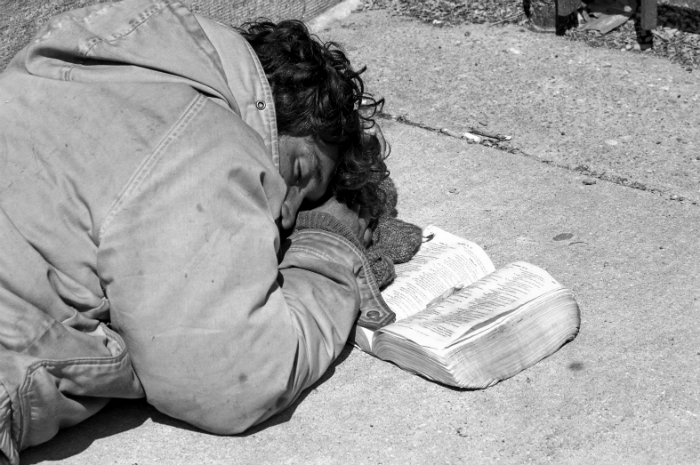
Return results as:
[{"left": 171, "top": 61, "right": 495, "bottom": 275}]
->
[{"left": 255, "top": 100, "right": 266, "bottom": 110}]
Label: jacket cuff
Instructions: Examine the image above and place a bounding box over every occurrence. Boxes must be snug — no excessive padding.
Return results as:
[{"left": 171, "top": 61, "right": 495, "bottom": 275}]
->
[
  {"left": 290, "top": 216, "right": 395, "bottom": 330},
  {"left": 294, "top": 211, "right": 365, "bottom": 250},
  {"left": 295, "top": 211, "right": 401, "bottom": 290}
]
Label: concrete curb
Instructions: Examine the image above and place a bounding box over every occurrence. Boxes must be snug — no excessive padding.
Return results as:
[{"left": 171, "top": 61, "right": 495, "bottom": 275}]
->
[{"left": 307, "top": 0, "right": 362, "bottom": 32}]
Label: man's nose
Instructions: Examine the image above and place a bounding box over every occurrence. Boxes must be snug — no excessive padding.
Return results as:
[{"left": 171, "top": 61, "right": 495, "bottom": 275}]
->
[{"left": 280, "top": 187, "right": 303, "bottom": 231}]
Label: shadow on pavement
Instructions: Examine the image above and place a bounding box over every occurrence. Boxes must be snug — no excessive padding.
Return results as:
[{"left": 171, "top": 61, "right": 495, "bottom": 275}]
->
[
  {"left": 240, "top": 343, "right": 354, "bottom": 435},
  {"left": 21, "top": 398, "right": 153, "bottom": 464},
  {"left": 20, "top": 344, "right": 354, "bottom": 462}
]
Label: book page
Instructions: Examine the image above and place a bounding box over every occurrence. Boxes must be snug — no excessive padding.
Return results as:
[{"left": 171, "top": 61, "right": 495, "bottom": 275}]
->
[
  {"left": 380, "top": 225, "right": 495, "bottom": 320},
  {"left": 378, "top": 262, "right": 563, "bottom": 350}
]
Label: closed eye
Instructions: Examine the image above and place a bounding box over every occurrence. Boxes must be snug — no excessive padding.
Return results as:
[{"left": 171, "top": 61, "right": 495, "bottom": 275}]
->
[
  {"left": 294, "top": 161, "right": 303, "bottom": 186},
  {"left": 310, "top": 152, "right": 323, "bottom": 186}
]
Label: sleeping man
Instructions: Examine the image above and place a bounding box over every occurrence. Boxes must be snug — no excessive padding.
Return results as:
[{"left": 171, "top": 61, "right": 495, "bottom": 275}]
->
[{"left": 0, "top": 0, "right": 398, "bottom": 462}]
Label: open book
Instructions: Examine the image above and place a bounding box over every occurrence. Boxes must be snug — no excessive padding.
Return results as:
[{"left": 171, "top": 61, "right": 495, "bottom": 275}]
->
[{"left": 353, "top": 225, "right": 581, "bottom": 389}]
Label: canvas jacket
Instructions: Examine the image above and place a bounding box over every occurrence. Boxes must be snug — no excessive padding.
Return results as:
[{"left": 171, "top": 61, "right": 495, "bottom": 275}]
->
[{"left": 0, "top": 1, "right": 390, "bottom": 463}]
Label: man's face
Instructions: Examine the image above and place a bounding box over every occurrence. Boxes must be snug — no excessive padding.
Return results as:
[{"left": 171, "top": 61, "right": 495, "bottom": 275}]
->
[{"left": 277, "top": 135, "right": 339, "bottom": 230}]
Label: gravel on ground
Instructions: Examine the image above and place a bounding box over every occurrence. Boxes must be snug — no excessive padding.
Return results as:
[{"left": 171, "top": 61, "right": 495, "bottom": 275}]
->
[{"left": 365, "top": 0, "right": 700, "bottom": 70}]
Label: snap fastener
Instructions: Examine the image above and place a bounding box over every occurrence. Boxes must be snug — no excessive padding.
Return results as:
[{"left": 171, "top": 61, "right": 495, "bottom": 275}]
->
[{"left": 255, "top": 100, "right": 266, "bottom": 110}]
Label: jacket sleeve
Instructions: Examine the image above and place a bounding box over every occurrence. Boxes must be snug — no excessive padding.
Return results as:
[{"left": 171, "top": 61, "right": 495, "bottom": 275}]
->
[{"left": 96, "top": 94, "right": 365, "bottom": 434}]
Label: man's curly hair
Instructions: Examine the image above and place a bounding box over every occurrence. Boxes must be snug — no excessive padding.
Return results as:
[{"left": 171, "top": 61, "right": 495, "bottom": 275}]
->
[{"left": 237, "top": 19, "right": 389, "bottom": 218}]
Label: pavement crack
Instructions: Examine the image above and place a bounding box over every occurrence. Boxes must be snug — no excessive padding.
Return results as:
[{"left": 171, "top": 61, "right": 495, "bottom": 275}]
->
[{"left": 378, "top": 111, "right": 699, "bottom": 207}]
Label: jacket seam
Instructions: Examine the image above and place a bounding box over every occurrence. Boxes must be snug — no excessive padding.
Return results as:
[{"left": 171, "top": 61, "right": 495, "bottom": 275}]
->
[
  {"left": 16, "top": 328, "right": 130, "bottom": 450},
  {"left": 286, "top": 245, "right": 333, "bottom": 261},
  {"left": 82, "top": 0, "right": 173, "bottom": 58},
  {"left": 97, "top": 93, "right": 207, "bottom": 244},
  {"left": 242, "top": 39, "right": 279, "bottom": 169},
  {"left": 18, "top": 351, "right": 131, "bottom": 450},
  {"left": 14, "top": 321, "right": 55, "bottom": 362},
  {"left": 0, "top": 378, "right": 18, "bottom": 465},
  {"left": 288, "top": 229, "right": 386, "bottom": 300}
]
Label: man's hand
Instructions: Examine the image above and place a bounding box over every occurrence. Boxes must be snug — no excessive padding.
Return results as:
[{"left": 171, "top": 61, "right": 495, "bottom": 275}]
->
[{"left": 308, "top": 197, "right": 373, "bottom": 247}]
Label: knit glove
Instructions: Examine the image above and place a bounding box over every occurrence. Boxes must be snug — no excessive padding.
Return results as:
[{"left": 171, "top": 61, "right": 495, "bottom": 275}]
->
[
  {"left": 294, "top": 177, "right": 422, "bottom": 290},
  {"left": 365, "top": 177, "right": 423, "bottom": 289},
  {"left": 293, "top": 178, "right": 422, "bottom": 329}
]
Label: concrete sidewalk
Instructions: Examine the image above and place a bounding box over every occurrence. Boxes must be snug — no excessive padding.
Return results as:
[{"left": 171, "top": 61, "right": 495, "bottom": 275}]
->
[
  {"left": 22, "top": 7, "right": 700, "bottom": 465},
  {"left": 323, "top": 10, "right": 700, "bottom": 204}
]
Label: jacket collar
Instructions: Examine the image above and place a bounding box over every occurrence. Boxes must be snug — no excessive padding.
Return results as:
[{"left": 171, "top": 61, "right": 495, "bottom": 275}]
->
[
  {"left": 19, "top": 0, "right": 281, "bottom": 171},
  {"left": 195, "top": 15, "right": 280, "bottom": 170}
]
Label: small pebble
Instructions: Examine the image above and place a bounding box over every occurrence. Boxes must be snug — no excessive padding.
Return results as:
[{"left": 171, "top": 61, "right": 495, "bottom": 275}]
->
[
  {"left": 605, "top": 139, "right": 618, "bottom": 146},
  {"left": 456, "top": 426, "right": 468, "bottom": 437},
  {"left": 582, "top": 178, "right": 597, "bottom": 185}
]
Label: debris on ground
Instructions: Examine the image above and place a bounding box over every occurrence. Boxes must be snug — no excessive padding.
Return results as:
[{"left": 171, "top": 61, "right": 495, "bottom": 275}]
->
[
  {"left": 467, "top": 126, "right": 512, "bottom": 141},
  {"left": 439, "top": 125, "right": 513, "bottom": 146},
  {"left": 363, "top": 0, "right": 700, "bottom": 70},
  {"left": 577, "top": 0, "right": 637, "bottom": 34},
  {"left": 363, "top": 0, "right": 525, "bottom": 26},
  {"left": 463, "top": 132, "right": 483, "bottom": 143},
  {"left": 567, "top": 2, "right": 700, "bottom": 69}
]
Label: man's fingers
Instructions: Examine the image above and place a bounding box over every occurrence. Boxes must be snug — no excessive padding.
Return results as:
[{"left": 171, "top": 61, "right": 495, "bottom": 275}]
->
[
  {"left": 362, "top": 228, "right": 373, "bottom": 248},
  {"left": 358, "top": 207, "right": 372, "bottom": 247}
]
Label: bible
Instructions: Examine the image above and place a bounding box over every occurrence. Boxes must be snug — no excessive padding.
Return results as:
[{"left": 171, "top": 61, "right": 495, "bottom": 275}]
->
[{"left": 354, "top": 225, "right": 581, "bottom": 389}]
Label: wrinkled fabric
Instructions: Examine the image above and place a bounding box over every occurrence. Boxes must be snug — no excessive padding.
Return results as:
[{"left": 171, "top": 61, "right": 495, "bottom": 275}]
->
[{"left": 0, "top": 1, "right": 391, "bottom": 463}]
